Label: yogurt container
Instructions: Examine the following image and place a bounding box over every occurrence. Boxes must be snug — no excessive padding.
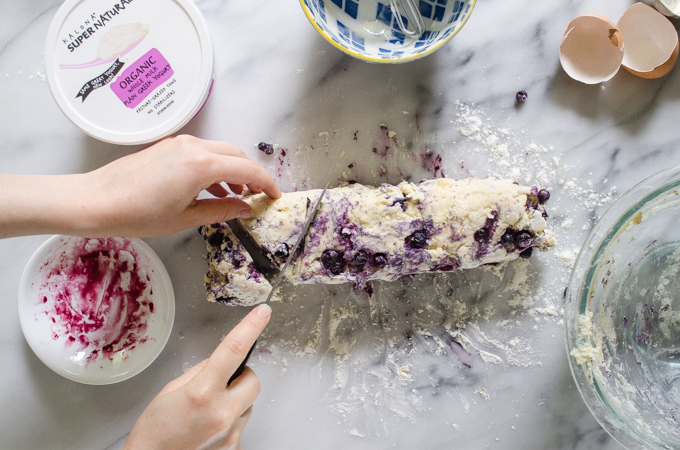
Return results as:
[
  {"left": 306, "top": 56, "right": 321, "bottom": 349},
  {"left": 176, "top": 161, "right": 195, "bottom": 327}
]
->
[{"left": 45, "top": 0, "right": 214, "bottom": 145}]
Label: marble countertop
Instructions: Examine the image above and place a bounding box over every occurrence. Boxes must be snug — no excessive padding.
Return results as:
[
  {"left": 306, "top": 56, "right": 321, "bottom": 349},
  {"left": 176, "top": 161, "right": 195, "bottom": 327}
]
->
[{"left": 2, "top": 0, "right": 679, "bottom": 448}]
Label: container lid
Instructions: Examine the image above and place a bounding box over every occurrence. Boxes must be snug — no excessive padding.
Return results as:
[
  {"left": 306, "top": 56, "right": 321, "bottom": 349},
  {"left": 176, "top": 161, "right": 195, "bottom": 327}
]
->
[{"left": 45, "top": 0, "right": 214, "bottom": 145}]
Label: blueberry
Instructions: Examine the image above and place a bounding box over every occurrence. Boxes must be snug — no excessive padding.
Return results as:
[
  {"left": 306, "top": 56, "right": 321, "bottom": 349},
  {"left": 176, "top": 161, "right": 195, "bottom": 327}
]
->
[
  {"left": 537, "top": 189, "right": 550, "bottom": 204},
  {"left": 519, "top": 247, "right": 533, "bottom": 259},
  {"left": 216, "top": 296, "right": 237, "bottom": 305},
  {"left": 474, "top": 228, "right": 490, "bottom": 243},
  {"left": 354, "top": 251, "right": 369, "bottom": 267},
  {"left": 515, "top": 231, "right": 533, "bottom": 249},
  {"left": 273, "top": 243, "right": 289, "bottom": 259},
  {"left": 340, "top": 228, "right": 353, "bottom": 239},
  {"left": 407, "top": 230, "right": 428, "bottom": 248},
  {"left": 321, "top": 250, "right": 346, "bottom": 275},
  {"left": 516, "top": 90, "right": 528, "bottom": 102},
  {"left": 232, "top": 253, "right": 246, "bottom": 268},
  {"left": 224, "top": 240, "right": 234, "bottom": 252},
  {"left": 371, "top": 253, "right": 388, "bottom": 268},
  {"left": 207, "top": 232, "right": 224, "bottom": 248},
  {"left": 500, "top": 230, "right": 515, "bottom": 248},
  {"left": 257, "top": 142, "right": 275, "bottom": 155}
]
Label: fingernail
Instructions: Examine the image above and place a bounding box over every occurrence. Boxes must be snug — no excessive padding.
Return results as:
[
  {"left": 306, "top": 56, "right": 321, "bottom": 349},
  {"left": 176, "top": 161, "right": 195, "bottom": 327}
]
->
[
  {"left": 256, "top": 304, "right": 272, "bottom": 319},
  {"left": 237, "top": 209, "right": 254, "bottom": 219}
]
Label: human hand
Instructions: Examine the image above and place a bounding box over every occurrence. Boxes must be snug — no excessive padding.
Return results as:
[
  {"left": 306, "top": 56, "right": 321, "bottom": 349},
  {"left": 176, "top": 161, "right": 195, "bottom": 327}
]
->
[
  {"left": 123, "top": 304, "right": 272, "bottom": 450},
  {"left": 0, "top": 135, "right": 281, "bottom": 238},
  {"left": 82, "top": 135, "right": 281, "bottom": 237}
]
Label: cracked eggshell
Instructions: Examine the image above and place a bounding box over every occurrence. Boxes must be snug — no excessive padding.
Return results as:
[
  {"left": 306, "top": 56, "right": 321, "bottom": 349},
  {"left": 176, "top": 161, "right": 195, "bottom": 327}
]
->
[
  {"left": 559, "top": 15, "right": 624, "bottom": 84},
  {"left": 618, "top": 2, "right": 679, "bottom": 79}
]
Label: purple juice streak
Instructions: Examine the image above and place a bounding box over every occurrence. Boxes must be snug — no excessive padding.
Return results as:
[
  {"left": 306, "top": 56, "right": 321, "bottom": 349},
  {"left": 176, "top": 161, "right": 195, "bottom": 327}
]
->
[
  {"left": 392, "top": 198, "right": 408, "bottom": 211},
  {"left": 420, "top": 152, "right": 445, "bottom": 178},
  {"left": 447, "top": 337, "right": 473, "bottom": 369},
  {"left": 474, "top": 211, "right": 500, "bottom": 258},
  {"left": 39, "top": 238, "right": 154, "bottom": 364},
  {"left": 371, "top": 125, "right": 396, "bottom": 158},
  {"left": 274, "top": 147, "right": 288, "bottom": 178}
]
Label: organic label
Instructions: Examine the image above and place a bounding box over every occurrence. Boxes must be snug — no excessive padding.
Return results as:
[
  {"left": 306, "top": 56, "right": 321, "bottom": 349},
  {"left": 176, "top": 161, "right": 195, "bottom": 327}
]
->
[{"left": 110, "top": 48, "right": 173, "bottom": 108}]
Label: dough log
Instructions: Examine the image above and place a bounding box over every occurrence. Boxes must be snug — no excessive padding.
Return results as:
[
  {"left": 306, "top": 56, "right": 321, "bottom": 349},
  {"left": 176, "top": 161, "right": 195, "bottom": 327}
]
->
[{"left": 202, "top": 178, "right": 556, "bottom": 305}]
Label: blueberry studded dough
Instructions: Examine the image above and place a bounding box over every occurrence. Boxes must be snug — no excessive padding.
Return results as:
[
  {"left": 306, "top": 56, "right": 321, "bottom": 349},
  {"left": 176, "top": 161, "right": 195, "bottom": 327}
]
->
[
  {"left": 200, "top": 223, "right": 281, "bottom": 306},
  {"left": 237, "top": 178, "right": 555, "bottom": 289}
]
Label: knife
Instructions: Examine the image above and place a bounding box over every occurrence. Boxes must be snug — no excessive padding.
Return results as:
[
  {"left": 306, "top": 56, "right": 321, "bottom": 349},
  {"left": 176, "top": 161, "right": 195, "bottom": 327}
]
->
[
  {"left": 264, "top": 182, "right": 330, "bottom": 303},
  {"left": 226, "top": 184, "right": 329, "bottom": 387},
  {"left": 227, "top": 339, "right": 257, "bottom": 387}
]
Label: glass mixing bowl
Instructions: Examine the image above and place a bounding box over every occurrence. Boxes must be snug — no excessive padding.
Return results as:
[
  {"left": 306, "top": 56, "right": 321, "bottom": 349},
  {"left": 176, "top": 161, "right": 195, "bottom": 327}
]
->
[{"left": 566, "top": 164, "right": 680, "bottom": 449}]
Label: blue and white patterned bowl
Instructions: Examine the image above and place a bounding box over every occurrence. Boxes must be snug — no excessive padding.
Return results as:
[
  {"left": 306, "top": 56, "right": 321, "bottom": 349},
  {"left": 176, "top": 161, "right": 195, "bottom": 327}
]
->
[{"left": 300, "top": 0, "right": 475, "bottom": 63}]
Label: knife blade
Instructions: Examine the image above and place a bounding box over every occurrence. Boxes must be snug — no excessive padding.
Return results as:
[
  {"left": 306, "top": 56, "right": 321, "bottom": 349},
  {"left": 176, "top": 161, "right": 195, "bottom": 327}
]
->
[
  {"left": 264, "top": 182, "right": 330, "bottom": 303},
  {"left": 226, "top": 219, "right": 277, "bottom": 277}
]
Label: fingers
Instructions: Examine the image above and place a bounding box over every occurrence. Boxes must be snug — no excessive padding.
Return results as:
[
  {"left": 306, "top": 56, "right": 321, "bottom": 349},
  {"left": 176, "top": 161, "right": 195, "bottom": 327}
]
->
[
  {"left": 171, "top": 135, "right": 281, "bottom": 199},
  {"left": 227, "top": 367, "right": 261, "bottom": 415},
  {"left": 227, "top": 183, "right": 245, "bottom": 195},
  {"left": 207, "top": 155, "right": 282, "bottom": 199},
  {"left": 199, "top": 139, "right": 251, "bottom": 161},
  {"left": 208, "top": 182, "right": 246, "bottom": 197},
  {"left": 197, "top": 305, "right": 271, "bottom": 389},
  {"left": 206, "top": 183, "right": 229, "bottom": 198},
  {"left": 188, "top": 197, "right": 254, "bottom": 227}
]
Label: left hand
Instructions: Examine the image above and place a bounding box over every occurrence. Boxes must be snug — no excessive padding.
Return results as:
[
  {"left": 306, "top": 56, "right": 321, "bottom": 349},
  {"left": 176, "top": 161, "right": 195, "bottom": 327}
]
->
[
  {"left": 80, "top": 135, "right": 282, "bottom": 237},
  {"left": 0, "top": 135, "right": 282, "bottom": 239}
]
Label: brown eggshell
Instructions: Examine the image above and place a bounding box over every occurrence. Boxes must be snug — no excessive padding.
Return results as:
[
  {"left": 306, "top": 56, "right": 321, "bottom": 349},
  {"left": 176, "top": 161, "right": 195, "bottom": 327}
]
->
[
  {"left": 559, "top": 14, "right": 624, "bottom": 84},
  {"left": 618, "top": 3, "right": 679, "bottom": 79}
]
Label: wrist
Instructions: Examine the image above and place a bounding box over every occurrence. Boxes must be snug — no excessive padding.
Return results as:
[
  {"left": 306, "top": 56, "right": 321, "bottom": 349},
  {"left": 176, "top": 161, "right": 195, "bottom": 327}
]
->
[{"left": 0, "top": 173, "right": 99, "bottom": 238}]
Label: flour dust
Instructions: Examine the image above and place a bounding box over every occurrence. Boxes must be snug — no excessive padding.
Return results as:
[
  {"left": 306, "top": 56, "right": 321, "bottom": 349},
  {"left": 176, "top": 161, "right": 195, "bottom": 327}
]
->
[{"left": 243, "top": 100, "right": 620, "bottom": 438}]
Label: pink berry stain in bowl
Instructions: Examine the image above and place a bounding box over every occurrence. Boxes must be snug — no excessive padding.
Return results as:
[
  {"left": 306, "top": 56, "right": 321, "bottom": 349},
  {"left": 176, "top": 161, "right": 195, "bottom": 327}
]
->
[{"left": 36, "top": 238, "right": 156, "bottom": 366}]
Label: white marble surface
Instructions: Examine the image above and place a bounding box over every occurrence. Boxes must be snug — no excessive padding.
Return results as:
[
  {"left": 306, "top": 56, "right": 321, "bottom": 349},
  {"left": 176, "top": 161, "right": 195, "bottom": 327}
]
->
[{"left": 3, "top": 0, "right": 680, "bottom": 448}]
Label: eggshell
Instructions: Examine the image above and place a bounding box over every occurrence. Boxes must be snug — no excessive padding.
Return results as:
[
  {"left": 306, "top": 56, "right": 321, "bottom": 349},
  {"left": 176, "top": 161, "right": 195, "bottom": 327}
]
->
[
  {"left": 559, "top": 15, "right": 624, "bottom": 84},
  {"left": 618, "top": 2, "right": 679, "bottom": 79}
]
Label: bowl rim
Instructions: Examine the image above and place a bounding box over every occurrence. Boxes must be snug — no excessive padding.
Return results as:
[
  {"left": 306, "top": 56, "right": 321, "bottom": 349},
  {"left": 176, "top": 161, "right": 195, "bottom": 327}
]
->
[
  {"left": 299, "top": 0, "right": 477, "bottom": 64},
  {"left": 564, "top": 163, "right": 680, "bottom": 450}
]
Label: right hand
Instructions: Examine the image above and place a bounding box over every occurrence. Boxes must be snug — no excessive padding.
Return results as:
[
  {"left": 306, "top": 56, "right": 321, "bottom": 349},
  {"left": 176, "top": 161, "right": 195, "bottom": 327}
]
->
[{"left": 123, "top": 304, "right": 272, "bottom": 450}]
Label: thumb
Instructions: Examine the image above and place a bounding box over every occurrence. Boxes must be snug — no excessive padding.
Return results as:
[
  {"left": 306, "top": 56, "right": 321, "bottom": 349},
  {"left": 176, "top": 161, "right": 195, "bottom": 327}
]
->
[{"left": 189, "top": 197, "right": 254, "bottom": 226}]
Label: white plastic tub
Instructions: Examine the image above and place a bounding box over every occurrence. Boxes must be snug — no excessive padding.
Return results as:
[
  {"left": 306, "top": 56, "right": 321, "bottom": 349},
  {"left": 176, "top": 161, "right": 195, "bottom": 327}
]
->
[{"left": 45, "top": 0, "right": 214, "bottom": 145}]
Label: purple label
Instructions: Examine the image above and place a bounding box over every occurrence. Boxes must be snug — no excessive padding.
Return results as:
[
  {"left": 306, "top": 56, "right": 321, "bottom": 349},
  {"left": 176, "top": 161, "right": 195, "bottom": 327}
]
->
[{"left": 111, "top": 48, "right": 173, "bottom": 109}]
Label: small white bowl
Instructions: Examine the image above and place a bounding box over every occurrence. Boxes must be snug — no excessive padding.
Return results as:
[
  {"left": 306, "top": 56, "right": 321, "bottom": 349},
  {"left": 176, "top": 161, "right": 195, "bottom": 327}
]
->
[{"left": 18, "top": 236, "right": 175, "bottom": 385}]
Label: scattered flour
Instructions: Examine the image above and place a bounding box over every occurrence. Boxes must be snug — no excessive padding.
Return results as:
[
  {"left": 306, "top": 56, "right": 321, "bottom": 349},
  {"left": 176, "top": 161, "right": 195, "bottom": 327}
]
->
[
  {"left": 555, "top": 247, "right": 580, "bottom": 269},
  {"left": 237, "top": 100, "right": 621, "bottom": 438}
]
